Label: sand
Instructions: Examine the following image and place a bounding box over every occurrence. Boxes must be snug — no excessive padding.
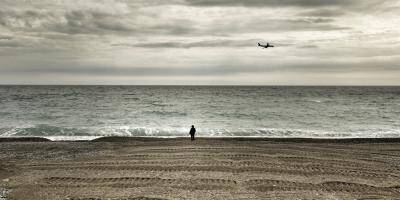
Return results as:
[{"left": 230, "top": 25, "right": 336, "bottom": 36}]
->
[{"left": 1, "top": 137, "right": 400, "bottom": 200}]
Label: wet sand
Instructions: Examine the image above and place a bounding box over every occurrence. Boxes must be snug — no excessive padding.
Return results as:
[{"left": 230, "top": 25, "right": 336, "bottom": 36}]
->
[{"left": 1, "top": 137, "right": 400, "bottom": 199}]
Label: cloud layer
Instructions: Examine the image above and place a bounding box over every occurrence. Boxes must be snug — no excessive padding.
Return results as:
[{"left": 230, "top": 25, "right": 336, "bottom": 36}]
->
[{"left": 0, "top": 0, "right": 399, "bottom": 85}]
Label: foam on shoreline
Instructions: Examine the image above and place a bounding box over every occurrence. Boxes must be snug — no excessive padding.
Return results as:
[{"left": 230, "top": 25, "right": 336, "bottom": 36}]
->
[{"left": 1, "top": 136, "right": 400, "bottom": 143}]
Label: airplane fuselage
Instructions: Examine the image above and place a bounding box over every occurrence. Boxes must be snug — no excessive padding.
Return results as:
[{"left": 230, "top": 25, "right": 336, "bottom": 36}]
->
[{"left": 258, "top": 43, "right": 274, "bottom": 48}]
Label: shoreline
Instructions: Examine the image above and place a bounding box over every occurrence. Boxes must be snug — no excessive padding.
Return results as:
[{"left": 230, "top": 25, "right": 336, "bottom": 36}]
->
[{"left": 1, "top": 136, "right": 400, "bottom": 143}]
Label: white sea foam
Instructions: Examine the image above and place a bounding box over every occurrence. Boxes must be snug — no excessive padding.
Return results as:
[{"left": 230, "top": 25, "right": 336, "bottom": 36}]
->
[{"left": 1, "top": 126, "right": 400, "bottom": 140}]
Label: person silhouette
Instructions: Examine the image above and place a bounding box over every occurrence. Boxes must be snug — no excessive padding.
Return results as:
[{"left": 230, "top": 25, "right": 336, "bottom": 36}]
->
[{"left": 189, "top": 125, "right": 196, "bottom": 141}]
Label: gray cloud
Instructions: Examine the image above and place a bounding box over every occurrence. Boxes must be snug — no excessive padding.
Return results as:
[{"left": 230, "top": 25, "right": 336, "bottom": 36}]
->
[
  {"left": 53, "top": 10, "right": 134, "bottom": 35},
  {"left": 184, "top": 0, "right": 357, "bottom": 7},
  {"left": 0, "top": 1, "right": 347, "bottom": 45},
  {"left": 0, "top": 40, "right": 24, "bottom": 48},
  {"left": 0, "top": 0, "right": 399, "bottom": 85},
  {"left": 0, "top": 8, "right": 198, "bottom": 37},
  {"left": 0, "top": 9, "right": 135, "bottom": 35},
  {"left": 2, "top": 59, "right": 399, "bottom": 77},
  {"left": 0, "top": 34, "right": 12, "bottom": 38},
  {"left": 298, "top": 9, "right": 347, "bottom": 17},
  {"left": 207, "top": 18, "right": 349, "bottom": 34},
  {"left": 183, "top": 0, "right": 389, "bottom": 17},
  {"left": 0, "top": 65, "right": 248, "bottom": 76},
  {"left": 112, "top": 39, "right": 260, "bottom": 48},
  {"left": 112, "top": 39, "right": 317, "bottom": 49},
  {"left": 0, "top": 9, "right": 58, "bottom": 29},
  {"left": 0, "top": 35, "right": 36, "bottom": 48},
  {"left": 298, "top": 44, "right": 319, "bottom": 49}
]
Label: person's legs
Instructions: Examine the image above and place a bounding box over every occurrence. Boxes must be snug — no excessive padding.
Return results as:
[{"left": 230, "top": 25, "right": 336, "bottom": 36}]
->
[{"left": 190, "top": 134, "right": 194, "bottom": 140}]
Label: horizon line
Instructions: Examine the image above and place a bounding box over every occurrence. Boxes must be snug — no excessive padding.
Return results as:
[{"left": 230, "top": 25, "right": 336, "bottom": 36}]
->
[{"left": 0, "top": 84, "right": 399, "bottom": 87}]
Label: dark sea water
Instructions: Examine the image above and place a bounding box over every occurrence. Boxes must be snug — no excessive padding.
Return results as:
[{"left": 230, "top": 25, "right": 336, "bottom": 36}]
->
[{"left": 0, "top": 86, "right": 399, "bottom": 140}]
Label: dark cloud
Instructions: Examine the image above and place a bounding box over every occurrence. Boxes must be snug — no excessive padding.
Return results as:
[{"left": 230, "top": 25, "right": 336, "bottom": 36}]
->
[
  {"left": 0, "top": 8, "right": 134, "bottom": 34},
  {"left": 184, "top": 0, "right": 356, "bottom": 7},
  {"left": 0, "top": 35, "right": 31, "bottom": 48},
  {"left": 142, "top": 22, "right": 198, "bottom": 36},
  {"left": 0, "top": 40, "right": 25, "bottom": 48},
  {"left": 0, "top": 8, "right": 198, "bottom": 37},
  {"left": 183, "top": 0, "right": 388, "bottom": 16},
  {"left": 0, "top": 3, "right": 347, "bottom": 42},
  {"left": 298, "top": 9, "right": 347, "bottom": 17},
  {"left": 50, "top": 10, "right": 134, "bottom": 35},
  {"left": 0, "top": 9, "right": 54, "bottom": 30},
  {"left": 0, "top": 35, "right": 13, "bottom": 40},
  {"left": 208, "top": 18, "right": 349, "bottom": 34}
]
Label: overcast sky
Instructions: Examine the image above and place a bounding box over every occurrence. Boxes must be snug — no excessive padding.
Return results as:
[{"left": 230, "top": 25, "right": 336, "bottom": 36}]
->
[{"left": 0, "top": 0, "right": 399, "bottom": 85}]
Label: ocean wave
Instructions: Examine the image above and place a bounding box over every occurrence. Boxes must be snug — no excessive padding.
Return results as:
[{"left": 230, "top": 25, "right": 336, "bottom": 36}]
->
[
  {"left": 307, "top": 99, "right": 323, "bottom": 103},
  {"left": 1, "top": 125, "right": 399, "bottom": 140},
  {"left": 0, "top": 125, "right": 89, "bottom": 136},
  {"left": 123, "top": 97, "right": 140, "bottom": 101},
  {"left": 142, "top": 110, "right": 187, "bottom": 116}
]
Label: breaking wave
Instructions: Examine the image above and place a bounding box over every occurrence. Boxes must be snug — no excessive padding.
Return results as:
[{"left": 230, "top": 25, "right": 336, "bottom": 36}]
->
[{"left": 1, "top": 124, "right": 399, "bottom": 141}]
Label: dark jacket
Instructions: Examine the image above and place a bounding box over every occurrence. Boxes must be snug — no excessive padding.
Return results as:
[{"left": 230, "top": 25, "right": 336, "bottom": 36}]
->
[{"left": 190, "top": 127, "right": 196, "bottom": 135}]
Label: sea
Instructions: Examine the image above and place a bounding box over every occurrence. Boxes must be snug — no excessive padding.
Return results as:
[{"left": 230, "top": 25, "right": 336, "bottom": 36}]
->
[{"left": 0, "top": 86, "right": 399, "bottom": 140}]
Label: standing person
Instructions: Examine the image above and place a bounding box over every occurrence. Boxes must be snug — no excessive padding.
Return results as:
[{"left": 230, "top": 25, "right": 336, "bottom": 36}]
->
[{"left": 189, "top": 125, "right": 196, "bottom": 141}]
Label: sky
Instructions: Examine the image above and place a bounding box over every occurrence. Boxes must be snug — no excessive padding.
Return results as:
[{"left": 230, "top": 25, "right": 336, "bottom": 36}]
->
[{"left": 0, "top": 0, "right": 399, "bottom": 85}]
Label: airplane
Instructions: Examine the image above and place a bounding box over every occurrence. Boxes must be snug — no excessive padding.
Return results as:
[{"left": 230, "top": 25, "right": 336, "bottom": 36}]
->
[{"left": 258, "top": 43, "right": 274, "bottom": 48}]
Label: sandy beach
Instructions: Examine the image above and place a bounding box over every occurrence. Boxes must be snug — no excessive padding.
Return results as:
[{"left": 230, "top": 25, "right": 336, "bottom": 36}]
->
[{"left": 1, "top": 137, "right": 400, "bottom": 199}]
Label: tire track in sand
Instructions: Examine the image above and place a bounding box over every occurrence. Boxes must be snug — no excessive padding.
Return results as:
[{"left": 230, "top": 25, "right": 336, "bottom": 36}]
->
[
  {"left": 246, "top": 179, "right": 400, "bottom": 196},
  {"left": 66, "top": 197, "right": 168, "bottom": 200},
  {"left": 27, "top": 162, "right": 398, "bottom": 180},
  {"left": 42, "top": 176, "right": 237, "bottom": 190}
]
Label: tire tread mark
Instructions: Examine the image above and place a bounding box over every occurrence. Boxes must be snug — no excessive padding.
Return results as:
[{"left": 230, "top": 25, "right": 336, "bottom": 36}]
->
[
  {"left": 43, "top": 176, "right": 237, "bottom": 190},
  {"left": 246, "top": 179, "right": 400, "bottom": 196}
]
